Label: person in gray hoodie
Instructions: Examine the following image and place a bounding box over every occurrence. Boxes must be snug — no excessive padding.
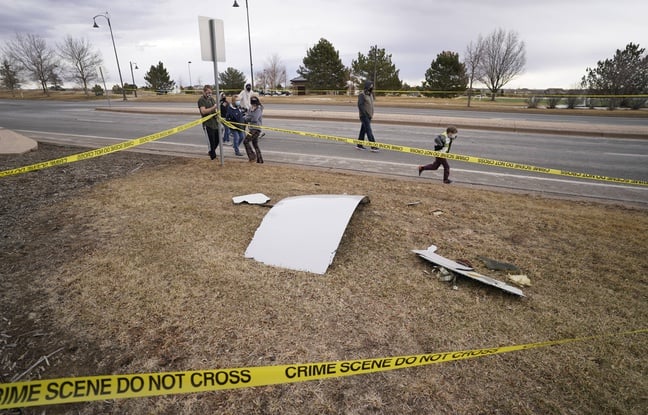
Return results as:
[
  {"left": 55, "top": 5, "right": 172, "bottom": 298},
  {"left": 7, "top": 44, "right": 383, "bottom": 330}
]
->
[{"left": 356, "top": 80, "right": 379, "bottom": 152}]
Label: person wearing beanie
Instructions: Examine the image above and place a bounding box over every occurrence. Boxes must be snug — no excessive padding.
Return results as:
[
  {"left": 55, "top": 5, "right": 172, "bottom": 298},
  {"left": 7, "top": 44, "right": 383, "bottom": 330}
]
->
[{"left": 243, "top": 96, "right": 264, "bottom": 163}]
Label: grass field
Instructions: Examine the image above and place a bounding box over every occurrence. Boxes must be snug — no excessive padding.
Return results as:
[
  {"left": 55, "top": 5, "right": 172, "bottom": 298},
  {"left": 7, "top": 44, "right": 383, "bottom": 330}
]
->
[{"left": 1, "top": 140, "right": 646, "bottom": 414}]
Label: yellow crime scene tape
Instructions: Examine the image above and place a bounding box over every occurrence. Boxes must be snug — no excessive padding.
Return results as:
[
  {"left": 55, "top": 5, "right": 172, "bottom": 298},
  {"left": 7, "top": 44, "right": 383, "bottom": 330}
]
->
[
  {"left": 0, "top": 329, "right": 645, "bottom": 409},
  {"left": 0, "top": 114, "right": 215, "bottom": 179},
  {"left": 224, "top": 118, "right": 648, "bottom": 187},
  {"left": 2, "top": 113, "right": 646, "bottom": 187}
]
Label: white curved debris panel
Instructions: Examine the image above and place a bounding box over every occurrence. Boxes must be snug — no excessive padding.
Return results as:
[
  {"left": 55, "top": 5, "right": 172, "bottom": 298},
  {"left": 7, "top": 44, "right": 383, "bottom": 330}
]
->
[
  {"left": 232, "top": 193, "right": 270, "bottom": 205},
  {"left": 245, "top": 195, "right": 369, "bottom": 274}
]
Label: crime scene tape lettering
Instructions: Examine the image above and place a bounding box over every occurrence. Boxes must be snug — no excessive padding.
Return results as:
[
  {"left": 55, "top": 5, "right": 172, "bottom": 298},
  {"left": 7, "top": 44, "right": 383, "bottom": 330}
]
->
[{"left": 0, "top": 329, "right": 645, "bottom": 409}]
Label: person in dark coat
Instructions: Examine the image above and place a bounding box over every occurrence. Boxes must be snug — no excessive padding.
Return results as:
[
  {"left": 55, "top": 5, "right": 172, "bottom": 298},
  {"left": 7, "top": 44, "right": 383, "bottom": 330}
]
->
[{"left": 356, "top": 80, "right": 379, "bottom": 152}]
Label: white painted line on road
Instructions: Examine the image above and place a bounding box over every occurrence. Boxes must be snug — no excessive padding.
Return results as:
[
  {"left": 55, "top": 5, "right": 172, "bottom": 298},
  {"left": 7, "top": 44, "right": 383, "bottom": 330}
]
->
[
  {"left": 18, "top": 129, "right": 125, "bottom": 141},
  {"left": 452, "top": 167, "right": 648, "bottom": 191},
  {"left": 17, "top": 130, "right": 646, "bottom": 192},
  {"left": 604, "top": 152, "right": 648, "bottom": 158},
  {"left": 269, "top": 151, "right": 648, "bottom": 192}
]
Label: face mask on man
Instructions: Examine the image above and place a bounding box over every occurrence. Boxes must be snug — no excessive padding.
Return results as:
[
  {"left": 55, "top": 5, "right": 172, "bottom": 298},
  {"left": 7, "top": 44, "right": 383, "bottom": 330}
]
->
[
  {"left": 235, "top": 100, "right": 241, "bottom": 106},
  {"left": 246, "top": 85, "right": 251, "bottom": 92}
]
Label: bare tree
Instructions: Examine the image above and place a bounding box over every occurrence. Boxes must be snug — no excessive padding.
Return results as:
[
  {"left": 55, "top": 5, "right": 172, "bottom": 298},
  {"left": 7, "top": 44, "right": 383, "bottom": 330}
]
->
[
  {"left": 263, "top": 54, "right": 287, "bottom": 91},
  {"left": 3, "top": 33, "right": 59, "bottom": 94},
  {"left": 58, "top": 36, "right": 103, "bottom": 96},
  {"left": 478, "top": 28, "right": 526, "bottom": 101},
  {"left": 255, "top": 69, "right": 268, "bottom": 92},
  {"left": 464, "top": 36, "right": 484, "bottom": 107}
]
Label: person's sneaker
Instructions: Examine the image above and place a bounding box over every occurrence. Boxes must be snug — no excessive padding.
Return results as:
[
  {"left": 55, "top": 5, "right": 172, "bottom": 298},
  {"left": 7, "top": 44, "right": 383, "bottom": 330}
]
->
[
  {"left": 418, "top": 166, "right": 424, "bottom": 176},
  {"left": 443, "top": 179, "right": 453, "bottom": 184},
  {"left": 235, "top": 152, "right": 244, "bottom": 157},
  {"left": 370, "top": 148, "right": 380, "bottom": 152},
  {"left": 356, "top": 146, "right": 366, "bottom": 150},
  {"left": 208, "top": 150, "right": 216, "bottom": 160}
]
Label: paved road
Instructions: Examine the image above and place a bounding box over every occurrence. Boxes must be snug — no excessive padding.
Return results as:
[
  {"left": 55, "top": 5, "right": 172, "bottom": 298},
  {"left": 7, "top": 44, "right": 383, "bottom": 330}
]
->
[{"left": 1, "top": 100, "right": 647, "bottom": 206}]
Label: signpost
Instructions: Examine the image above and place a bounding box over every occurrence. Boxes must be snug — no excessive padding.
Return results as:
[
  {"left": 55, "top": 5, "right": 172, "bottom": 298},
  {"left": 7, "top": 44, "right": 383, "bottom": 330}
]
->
[{"left": 198, "top": 17, "right": 226, "bottom": 165}]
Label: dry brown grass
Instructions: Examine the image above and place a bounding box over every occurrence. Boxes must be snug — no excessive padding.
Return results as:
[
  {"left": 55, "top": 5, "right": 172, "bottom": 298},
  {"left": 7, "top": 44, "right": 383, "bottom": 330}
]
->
[{"left": 2, "top": 144, "right": 645, "bottom": 414}]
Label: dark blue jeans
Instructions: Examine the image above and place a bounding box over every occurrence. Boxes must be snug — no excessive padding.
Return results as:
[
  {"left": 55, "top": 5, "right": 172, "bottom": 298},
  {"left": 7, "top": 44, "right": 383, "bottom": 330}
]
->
[{"left": 357, "top": 115, "right": 376, "bottom": 148}]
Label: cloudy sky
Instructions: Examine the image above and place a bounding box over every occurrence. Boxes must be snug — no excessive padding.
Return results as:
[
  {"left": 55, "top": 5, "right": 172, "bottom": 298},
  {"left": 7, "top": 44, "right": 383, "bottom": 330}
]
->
[{"left": 1, "top": 0, "right": 646, "bottom": 90}]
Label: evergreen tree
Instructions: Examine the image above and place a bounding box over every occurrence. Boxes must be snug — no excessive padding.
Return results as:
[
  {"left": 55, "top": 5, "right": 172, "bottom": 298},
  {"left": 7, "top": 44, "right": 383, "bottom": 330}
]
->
[
  {"left": 0, "top": 59, "right": 21, "bottom": 96},
  {"left": 423, "top": 51, "right": 468, "bottom": 97},
  {"left": 582, "top": 42, "right": 647, "bottom": 109},
  {"left": 219, "top": 67, "right": 247, "bottom": 93},
  {"left": 297, "top": 38, "right": 346, "bottom": 92},
  {"left": 351, "top": 45, "right": 402, "bottom": 93},
  {"left": 144, "top": 61, "right": 175, "bottom": 91}
]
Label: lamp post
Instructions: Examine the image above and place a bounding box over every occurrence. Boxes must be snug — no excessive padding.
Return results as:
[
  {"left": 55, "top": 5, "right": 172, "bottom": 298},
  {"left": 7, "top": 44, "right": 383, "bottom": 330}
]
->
[
  {"left": 129, "top": 61, "right": 138, "bottom": 98},
  {"left": 187, "top": 61, "right": 192, "bottom": 88},
  {"left": 93, "top": 12, "right": 127, "bottom": 101},
  {"left": 232, "top": 0, "right": 254, "bottom": 90}
]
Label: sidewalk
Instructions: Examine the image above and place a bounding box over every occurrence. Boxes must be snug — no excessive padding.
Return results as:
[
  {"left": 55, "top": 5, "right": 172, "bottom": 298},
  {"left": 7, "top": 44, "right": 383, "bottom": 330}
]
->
[
  {"left": 0, "top": 127, "right": 37, "bottom": 155},
  {"left": 1, "top": 106, "right": 646, "bottom": 155}
]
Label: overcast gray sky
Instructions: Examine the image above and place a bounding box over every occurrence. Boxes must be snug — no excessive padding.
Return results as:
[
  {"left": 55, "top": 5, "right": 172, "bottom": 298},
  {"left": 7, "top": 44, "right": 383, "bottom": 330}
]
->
[{"left": 1, "top": 0, "right": 646, "bottom": 90}]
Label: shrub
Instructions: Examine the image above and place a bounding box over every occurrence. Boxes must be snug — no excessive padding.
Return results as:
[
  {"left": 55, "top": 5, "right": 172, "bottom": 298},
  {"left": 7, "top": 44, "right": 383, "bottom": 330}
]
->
[{"left": 546, "top": 96, "right": 562, "bottom": 109}]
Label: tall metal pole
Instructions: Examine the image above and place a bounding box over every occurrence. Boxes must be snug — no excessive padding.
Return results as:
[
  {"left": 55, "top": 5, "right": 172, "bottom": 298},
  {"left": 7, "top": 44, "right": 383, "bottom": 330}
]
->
[
  {"left": 233, "top": 0, "right": 254, "bottom": 89},
  {"left": 188, "top": 61, "right": 192, "bottom": 88},
  {"left": 244, "top": 0, "right": 254, "bottom": 90},
  {"left": 93, "top": 12, "right": 127, "bottom": 101},
  {"left": 98, "top": 67, "right": 111, "bottom": 107},
  {"left": 129, "top": 61, "right": 137, "bottom": 98},
  {"left": 209, "top": 19, "right": 223, "bottom": 166}
]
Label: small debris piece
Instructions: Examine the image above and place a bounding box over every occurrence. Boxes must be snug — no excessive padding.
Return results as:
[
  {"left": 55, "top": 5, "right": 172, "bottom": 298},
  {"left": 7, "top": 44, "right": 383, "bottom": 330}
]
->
[
  {"left": 232, "top": 193, "right": 270, "bottom": 205},
  {"left": 438, "top": 267, "right": 454, "bottom": 282},
  {"left": 508, "top": 274, "right": 532, "bottom": 287}
]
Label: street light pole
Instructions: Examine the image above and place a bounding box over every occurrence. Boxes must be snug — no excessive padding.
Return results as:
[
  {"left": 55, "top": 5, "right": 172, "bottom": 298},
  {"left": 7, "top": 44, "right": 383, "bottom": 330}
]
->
[
  {"left": 93, "top": 12, "right": 127, "bottom": 101},
  {"left": 233, "top": 0, "right": 254, "bottom": 90},
  {"left": 187, "top": 61, "right": 192, "bottom": 88},
  {"left": 129, "top": 61, "right": 138, "bottom": 98}
]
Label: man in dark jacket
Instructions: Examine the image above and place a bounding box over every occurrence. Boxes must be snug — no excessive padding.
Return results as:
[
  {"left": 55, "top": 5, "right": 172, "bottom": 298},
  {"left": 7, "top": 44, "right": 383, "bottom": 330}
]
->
[
  {"left": 197, "top": 85, "right": 219, "bottom": 160},
  {"left": 356, "top": 80, "right": 379, "bottom": 152}
]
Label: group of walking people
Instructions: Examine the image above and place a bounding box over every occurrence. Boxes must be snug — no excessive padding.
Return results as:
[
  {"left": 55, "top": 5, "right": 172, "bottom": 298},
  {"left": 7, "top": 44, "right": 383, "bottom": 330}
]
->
[
  {"left": 199, "top": 80, "right": 457, "bottom": 184},
  {"left": 198, "top": 83, "right": 264, "bottom": 163},
  {"left": 355, "top": 79, "right": 457, "bottom": 184}
]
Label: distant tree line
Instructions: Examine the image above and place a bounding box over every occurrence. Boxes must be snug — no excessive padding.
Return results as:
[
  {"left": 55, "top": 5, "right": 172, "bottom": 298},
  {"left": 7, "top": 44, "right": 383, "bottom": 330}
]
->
[
  {"left": 1, "top": 30, "right": 646, "bottom": 109},
  {"left": 0, "top": 33, "right": 176, "bottom": 97}
]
